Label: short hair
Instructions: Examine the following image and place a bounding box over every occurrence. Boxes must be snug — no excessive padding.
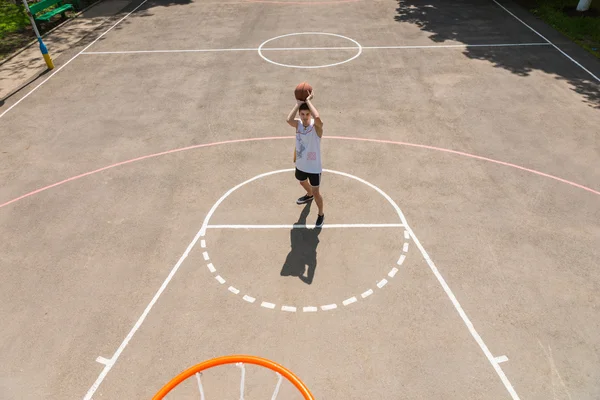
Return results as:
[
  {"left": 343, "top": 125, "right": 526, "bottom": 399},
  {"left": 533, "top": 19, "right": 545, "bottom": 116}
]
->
[{"left": 299, "top": 103, "right": 310, "bottom": 112}]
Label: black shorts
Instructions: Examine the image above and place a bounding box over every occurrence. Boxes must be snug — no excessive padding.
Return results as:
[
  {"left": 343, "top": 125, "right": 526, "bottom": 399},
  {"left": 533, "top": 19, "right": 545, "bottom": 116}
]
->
[{"left": 295, "top": 168, "right": 321, "bottom": 187}]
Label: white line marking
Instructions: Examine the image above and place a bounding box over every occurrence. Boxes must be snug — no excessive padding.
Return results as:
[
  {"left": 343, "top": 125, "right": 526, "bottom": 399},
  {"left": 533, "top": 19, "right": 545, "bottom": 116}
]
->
[
  {"left": 79, "top": 43, "right": 551, "bottom": 55},
  {"left": 281, "top": 305, "right": 297, "bottom": 312},
  {"left": 85, "top": 167, "right": 515, "bottom": 399},
  {"left": 342, "top": 296, "right": 357, "bottom": 306},
  {"left": 365, "top": 43, "right": 550, "bottom": 49},
  {"left": 1, "top": 0, "right": 150, "bottom": 120},
  {"left": 207, "top": 263, "right": 216, "bottom": 273},
  {"left": 258, "top": 32, "right": 362, "bottom": 69},
  {"left": 404, "top": 230, "right": 410, "bottom": 240},
  {"left": 397, "top": 254, "right": 406, "bottom": 265},
  {"left": 82, "top": 48, "right": 258, "bottom": 54},
  {"left": 261, "top": 302, "right": 276, "bottom": 309},
  {"left": 388, "top": 267, "right": 399, "bottom": 278},
  {"left": 242, "top": 295, "right": 256, "bottom": 303},
  {"left": 403, "top": 242, "right": 409, "bottom": 252},
  {"left": 215, "top": 275, "right": 225, "bottom": 284},
  {"left": 228, "top": 286, "right": 240, "bottom": 294},
  {"left": 201, "top": 240, "right": 206, "bottom": 248},
  {"left": 303, "top": 306, "right": 318, "bottom": 312},
  {"left": 206, "top": 223, "right": 405, "bottom": 229},
  {"left": 377, "top": 279, "right": 388, "bottom": 288},
  {"left": 495, "top": 355, "right": 509, "bottom": 363},
  {"left": 95, "top": 356, "right": 111, "bottom": 365},
  {"left": 321, "top": 304, "right": 337, "bottom": 311},
  {"left": 402, "top": 224, "right": 520, "bottom": 399},
  {"left": 361, "top": 289, "right": 373, "bottom": 298},
  {"left": 492, "top": 0, "right": 599, "bottom": 82},
  {"left": 202, "top": 251, "right": 210, "bottom": 260}
]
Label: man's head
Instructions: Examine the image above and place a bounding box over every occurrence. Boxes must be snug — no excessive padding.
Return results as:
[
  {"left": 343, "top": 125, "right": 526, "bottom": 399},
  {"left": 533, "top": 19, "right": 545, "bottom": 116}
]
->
[{"left": 298, "top": 103, "right": 311, "bottom": 125}]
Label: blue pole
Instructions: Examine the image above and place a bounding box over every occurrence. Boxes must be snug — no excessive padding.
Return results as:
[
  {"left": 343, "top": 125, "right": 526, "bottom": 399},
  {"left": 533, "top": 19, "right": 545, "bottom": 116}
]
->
[{"left": 21, "top": 0, "right": 54, "bottom": 69}]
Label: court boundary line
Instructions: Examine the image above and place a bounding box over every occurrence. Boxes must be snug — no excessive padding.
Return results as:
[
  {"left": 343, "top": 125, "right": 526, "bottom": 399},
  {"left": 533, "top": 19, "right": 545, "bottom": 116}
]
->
[
  {"left": 492, "top": 0, "right": 600, "bottom": 82},
  {"left": 79, "top": 42, "right": 551, "bottom": 55},
  {"left": 0, "top": 0, "right": 149, "bottom": 120}
]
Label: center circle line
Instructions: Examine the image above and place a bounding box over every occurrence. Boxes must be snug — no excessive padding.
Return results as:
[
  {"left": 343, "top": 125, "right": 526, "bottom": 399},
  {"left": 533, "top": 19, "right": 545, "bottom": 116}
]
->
[{"left": 257, "top": 32, "right": 363, "bottom": 69}]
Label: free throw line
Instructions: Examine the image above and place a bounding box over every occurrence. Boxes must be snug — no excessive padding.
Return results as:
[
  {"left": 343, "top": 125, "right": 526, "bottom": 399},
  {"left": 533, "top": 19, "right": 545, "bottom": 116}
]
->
[{"left": 206, "top": 223, "right": 405, "bottom": 229}]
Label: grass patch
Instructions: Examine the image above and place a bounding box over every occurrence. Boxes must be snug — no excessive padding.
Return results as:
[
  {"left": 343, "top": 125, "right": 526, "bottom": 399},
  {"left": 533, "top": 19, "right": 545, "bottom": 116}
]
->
[
  {"left": 0, "top": 0, "right": 30, "bottom": 38},
  {"left": 515, "top": 0, "right": 600, "bottom": 58}
]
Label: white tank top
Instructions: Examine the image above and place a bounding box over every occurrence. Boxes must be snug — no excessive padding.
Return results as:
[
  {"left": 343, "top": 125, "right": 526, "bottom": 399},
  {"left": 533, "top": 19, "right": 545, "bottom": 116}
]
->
[{"left": 295, "top": 118, "right": 322, "bottom": 174}]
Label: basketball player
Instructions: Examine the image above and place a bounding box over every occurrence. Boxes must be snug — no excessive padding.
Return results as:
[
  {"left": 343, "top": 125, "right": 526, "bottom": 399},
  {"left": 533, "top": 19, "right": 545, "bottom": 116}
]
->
[{"left": 286, "top": 90, "right": 324, "bottom": 228}]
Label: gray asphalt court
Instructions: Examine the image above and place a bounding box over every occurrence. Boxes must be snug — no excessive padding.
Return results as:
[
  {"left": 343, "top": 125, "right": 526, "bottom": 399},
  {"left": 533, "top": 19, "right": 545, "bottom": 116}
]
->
[{"left": 0, "top": 0, "right": 599, "bottom": 399}]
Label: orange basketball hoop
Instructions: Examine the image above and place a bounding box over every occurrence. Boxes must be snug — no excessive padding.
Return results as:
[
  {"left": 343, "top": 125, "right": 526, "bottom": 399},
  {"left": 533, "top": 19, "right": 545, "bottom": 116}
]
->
[{"left": 152, "top": 354, "right": 315, "bottom": 399}]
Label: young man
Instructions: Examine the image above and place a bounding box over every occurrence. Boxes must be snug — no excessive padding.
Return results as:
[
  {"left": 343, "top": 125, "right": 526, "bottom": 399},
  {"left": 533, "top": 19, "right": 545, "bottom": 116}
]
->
[{"left": 286, "top": 90, "right": 324, "bottom": 228}]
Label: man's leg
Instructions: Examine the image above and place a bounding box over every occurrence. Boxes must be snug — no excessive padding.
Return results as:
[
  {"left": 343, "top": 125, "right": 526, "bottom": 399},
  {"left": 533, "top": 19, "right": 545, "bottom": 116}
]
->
[
  {"left": 296, "top": 168, "right": 314, "bottom": 204},
  {"left": 299, "top": 179, "right": 313, "bottom": 196},
  {"left": 312, "top": 186, "right": 324, "bottom": 216},
  {"left": 309, "top": 173, "right": 324, "bottom": 227}
]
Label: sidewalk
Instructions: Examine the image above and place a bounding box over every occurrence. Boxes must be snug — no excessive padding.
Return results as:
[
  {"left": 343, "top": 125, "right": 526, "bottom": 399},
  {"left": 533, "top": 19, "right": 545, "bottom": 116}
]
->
[{"left": 0, "top": 0, "right": 130, "bottom": 100}]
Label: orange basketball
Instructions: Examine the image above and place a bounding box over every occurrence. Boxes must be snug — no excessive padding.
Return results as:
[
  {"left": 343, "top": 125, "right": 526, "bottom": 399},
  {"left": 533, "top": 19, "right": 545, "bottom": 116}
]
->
[{"left": 294, "top": 82, "right": 312, "bottom": 101}]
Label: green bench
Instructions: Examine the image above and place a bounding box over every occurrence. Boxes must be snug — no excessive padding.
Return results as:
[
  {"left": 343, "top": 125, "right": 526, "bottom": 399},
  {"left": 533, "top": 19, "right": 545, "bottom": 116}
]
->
[{"left": 29, "top": 0, "right": 78, "bottom": 24}]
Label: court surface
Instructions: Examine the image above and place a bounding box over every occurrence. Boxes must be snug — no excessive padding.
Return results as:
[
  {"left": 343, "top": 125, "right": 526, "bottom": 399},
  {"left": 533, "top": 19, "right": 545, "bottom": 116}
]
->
[{"left": 1, "top": 0, "right": 599, "bottom": 399}]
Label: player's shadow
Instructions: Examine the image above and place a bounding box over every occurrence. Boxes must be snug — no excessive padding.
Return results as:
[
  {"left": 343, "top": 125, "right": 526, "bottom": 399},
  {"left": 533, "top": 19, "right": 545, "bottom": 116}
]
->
[{"left": 280, "top": 202, "right": 322, "bottom": 285}]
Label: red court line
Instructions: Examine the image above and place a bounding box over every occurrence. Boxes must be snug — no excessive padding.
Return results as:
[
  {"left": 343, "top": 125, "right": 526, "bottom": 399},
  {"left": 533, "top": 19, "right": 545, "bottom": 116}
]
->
[{"left": 1, "top": 135, "right": 598, "bottom": 210}]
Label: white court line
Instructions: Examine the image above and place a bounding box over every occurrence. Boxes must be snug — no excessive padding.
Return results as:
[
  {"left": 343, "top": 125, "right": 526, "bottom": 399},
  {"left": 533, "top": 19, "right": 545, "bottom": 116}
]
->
[
  {"left": 95, "top": 356, "right": 111, "bottom": 365},
  {"left": 206, "top": 223, "right": 405, "bottom": 229},
  {"left": 228, "top": 286, "right": 240, "bottom": 294},
  {"left": 83, "top": 167, "right": 519, "bottom": 400},
  {"left": 402, "top": 227, "right": 520, "bottom": 399},
  {"left": 492, "top": 0, "right": 600, "bottom": 82},
  {"left": 242, "top": 295, "right": 256, "bottom": 303},
  {"left": 342, "top": 296, "right": 357, "bottom": 306},
  {"left": 0, "top": 0, "right": 150, "bottom": 120},
  {"left": 495, "top": 355, "right": 509, "bottom": 363},
  {"left": 80, "top": 42, "right": 550, "bottom": 55},
  {"left": 261, "top": 302, "right": 276, "bottom": 309}
]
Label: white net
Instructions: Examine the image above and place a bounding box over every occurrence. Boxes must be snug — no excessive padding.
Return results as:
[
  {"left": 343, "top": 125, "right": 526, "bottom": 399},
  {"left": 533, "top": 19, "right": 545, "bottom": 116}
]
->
[{"left": 160, "top": 360, "right": 307, "bottom": 400}]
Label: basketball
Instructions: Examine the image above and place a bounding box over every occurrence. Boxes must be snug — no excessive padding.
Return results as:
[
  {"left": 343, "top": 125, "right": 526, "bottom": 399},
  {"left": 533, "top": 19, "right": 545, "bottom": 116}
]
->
[{"left": 295, "top": 82, "right": 312, "bottom": 101}]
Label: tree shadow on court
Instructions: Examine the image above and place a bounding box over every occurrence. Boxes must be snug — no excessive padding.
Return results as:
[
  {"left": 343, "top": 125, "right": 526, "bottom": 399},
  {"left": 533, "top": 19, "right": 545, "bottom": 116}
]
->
[
  {"left": 394, "top": 0, "right": 600, "bottom": 109},
  {"left": 280, "top": 202, "right": 322, "bottom": 285}
]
